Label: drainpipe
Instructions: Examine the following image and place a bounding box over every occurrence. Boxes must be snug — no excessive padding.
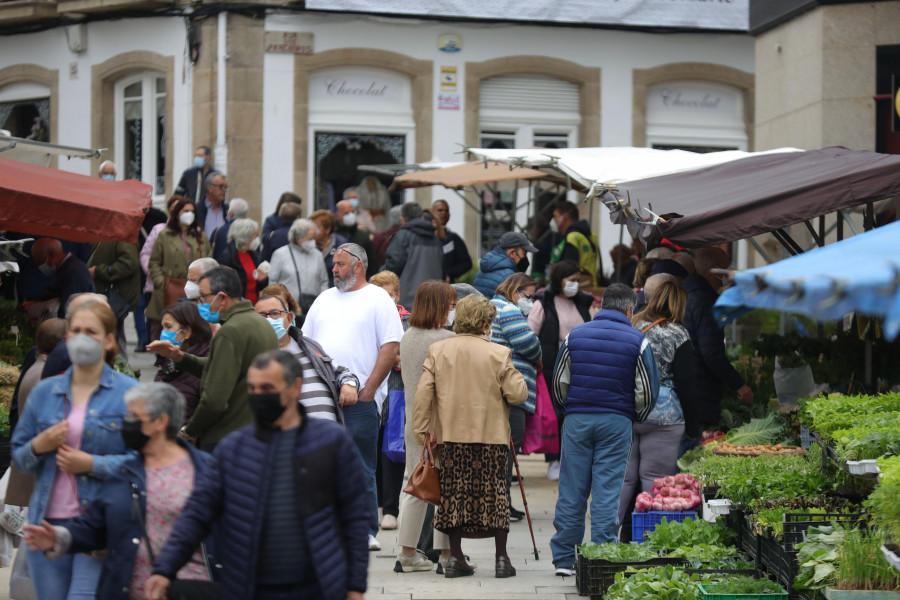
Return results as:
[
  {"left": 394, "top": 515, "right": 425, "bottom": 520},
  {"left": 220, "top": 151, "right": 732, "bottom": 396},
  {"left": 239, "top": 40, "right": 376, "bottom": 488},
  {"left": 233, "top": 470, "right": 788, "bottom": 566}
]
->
[{"left": 214, "top": 11, "right": 228, "bottom": 174}]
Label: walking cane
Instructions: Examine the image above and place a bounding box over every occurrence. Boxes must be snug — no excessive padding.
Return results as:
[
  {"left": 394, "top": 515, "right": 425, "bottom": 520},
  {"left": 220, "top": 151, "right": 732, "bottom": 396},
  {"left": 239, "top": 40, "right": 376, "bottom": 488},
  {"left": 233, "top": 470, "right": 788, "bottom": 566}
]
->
[{"left": 510, "top": 434, "right": 540, "bottom": 560}]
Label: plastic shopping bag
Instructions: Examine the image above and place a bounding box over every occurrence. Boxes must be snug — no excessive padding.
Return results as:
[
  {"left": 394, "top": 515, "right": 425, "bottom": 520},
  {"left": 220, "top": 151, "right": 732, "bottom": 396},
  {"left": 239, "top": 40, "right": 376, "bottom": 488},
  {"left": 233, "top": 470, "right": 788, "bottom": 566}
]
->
[
  {"left": 381, "top": 389, "right": 406, "bottom": 463},
  {"left": 522, "top": 373, "right": 560, "bottom": 455}
]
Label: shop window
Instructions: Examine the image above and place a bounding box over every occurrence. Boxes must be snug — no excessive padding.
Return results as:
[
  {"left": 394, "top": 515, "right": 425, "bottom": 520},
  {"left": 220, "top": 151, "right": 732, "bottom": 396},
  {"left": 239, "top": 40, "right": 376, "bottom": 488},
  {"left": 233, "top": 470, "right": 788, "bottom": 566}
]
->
[
  {"left": 0, "top": 82, "right": 50, "bottom": 141},
  {"left": 114, "top": 72, "right": 166, "bottom": 194}
]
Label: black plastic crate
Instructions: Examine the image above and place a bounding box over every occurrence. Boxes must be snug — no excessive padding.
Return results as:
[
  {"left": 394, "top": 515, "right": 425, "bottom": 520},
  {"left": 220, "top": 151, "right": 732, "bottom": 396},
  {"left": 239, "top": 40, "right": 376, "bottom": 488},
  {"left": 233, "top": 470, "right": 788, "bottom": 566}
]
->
[
  {"left": 782, "top": 512, "right": 864, "bottom": 553},
  {"left": 758, "top": 533, "right": 798, "bottom": 590},
  {"left": 740, "top": 515, "right": 762, "bottom": 565},
  {"left": 577, "top": 555, "right": 687, "bottom": 599}
]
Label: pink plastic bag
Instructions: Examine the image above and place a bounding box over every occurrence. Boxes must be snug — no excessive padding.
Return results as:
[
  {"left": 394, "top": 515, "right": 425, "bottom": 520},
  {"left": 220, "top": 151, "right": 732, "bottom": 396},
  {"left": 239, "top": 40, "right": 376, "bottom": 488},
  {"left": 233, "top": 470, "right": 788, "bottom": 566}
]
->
[{"left": 522, "top": 373, "right": 560, "bottom": 455}]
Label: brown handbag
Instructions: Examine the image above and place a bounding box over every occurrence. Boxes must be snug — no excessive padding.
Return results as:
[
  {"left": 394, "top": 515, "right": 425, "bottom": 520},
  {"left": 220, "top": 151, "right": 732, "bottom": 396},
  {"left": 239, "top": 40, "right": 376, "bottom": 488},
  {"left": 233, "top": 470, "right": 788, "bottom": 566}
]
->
[
  {"left": 403, "top": 439, "right": 441, "bottom": 505},
  {"left": 164, "top": 277, "right": 188, "bottom": 307}
]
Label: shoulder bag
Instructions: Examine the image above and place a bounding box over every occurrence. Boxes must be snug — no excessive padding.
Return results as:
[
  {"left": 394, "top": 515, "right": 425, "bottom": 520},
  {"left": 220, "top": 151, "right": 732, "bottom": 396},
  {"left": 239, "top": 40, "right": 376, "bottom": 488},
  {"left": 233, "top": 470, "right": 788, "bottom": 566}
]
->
[{"left": 402, "top": 436, "right": 441, "bottom": 506}]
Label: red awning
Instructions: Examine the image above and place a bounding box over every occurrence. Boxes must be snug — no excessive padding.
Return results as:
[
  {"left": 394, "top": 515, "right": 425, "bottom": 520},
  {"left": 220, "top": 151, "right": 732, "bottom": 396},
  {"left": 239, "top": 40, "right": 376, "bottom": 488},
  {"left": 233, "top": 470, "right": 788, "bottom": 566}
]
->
[{"left": 0, "top": 157, "right": 153, "bottom": 243}]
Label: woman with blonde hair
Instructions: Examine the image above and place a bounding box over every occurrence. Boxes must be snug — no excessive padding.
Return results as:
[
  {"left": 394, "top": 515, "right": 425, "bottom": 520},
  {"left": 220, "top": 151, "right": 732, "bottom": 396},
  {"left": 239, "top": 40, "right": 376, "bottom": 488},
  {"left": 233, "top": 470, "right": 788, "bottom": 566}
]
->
[
  {"left": 12, "top": 300, "right": 138, "bottom": 598},
  {"left": 617, "top": 275, "right": 697, "bottom": 541},
  {"left": 310, "top": 209, "right": 348, "bottom": 287},
  {"left": 413, "top": 294, "right": 527, "bottom": 579}
]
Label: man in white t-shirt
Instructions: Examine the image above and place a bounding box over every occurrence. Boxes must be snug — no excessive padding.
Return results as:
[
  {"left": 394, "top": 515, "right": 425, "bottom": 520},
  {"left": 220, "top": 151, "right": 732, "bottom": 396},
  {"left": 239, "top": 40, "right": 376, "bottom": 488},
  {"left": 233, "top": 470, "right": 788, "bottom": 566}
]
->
[{"left": 302, "top": 242, "right": 403, "bottom": 551}]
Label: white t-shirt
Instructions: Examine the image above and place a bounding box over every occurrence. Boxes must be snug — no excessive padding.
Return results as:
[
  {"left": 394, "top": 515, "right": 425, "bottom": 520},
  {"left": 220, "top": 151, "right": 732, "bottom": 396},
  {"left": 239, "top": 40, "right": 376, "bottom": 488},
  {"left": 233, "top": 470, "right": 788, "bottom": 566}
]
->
[{"left": 301, "top": 284, "right": 403, "bottom": 409}]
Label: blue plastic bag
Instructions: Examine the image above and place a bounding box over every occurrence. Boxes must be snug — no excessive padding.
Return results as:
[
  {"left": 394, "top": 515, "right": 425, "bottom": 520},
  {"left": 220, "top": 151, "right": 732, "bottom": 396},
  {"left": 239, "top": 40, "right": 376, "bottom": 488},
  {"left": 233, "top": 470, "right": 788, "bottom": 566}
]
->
[{"left": 382, "top": 389, "right": 406, "bottom": 463}]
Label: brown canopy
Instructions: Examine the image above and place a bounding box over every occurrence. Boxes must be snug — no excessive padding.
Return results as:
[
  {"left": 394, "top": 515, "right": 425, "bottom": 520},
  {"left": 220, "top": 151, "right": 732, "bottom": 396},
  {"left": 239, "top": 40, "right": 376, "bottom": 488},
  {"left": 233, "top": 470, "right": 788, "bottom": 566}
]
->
[
  {"left": 606, "top": 147, "right": 900, "bottom": 247},
  {"left": 391, "top": 161, "right": 579, "bottom": 192},
  {"left": 0, "top": 157, "right": 152, "bottom": 243}
]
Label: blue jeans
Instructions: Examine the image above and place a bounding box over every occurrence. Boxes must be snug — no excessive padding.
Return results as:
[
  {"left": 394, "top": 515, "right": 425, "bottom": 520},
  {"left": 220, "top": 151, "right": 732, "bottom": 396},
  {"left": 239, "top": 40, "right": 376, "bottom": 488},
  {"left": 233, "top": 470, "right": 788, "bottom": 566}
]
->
[
  {"left": 134, "top": 291, "right": 150, "bottom": 343},
  {"left": 551, "top": 412, "right": 633, "bottom": 568},
  {"left": 343, "top": 401, "right": 380, "bottom": 536},
  {"left": 27, "top": 543, "right": 103, "bottom": 599}
]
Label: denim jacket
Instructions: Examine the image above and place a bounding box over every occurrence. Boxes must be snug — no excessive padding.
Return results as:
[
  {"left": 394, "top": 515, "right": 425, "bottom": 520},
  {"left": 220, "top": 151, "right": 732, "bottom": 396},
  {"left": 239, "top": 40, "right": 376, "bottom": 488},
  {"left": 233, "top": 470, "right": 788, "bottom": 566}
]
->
[{"left": 11, "top": 364, "right": 138, "bottom": 524}]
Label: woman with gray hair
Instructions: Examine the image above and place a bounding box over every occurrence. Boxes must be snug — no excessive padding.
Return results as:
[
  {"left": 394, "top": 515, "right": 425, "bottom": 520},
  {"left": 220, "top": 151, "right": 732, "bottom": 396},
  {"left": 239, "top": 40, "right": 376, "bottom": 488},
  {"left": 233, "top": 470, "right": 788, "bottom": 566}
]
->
[
  {"left": 220, "top": 217, "right": 266, "bottom": 303},
  {"left": 23, "top": 382, "right": 218, "bottom": 600},
  {"left": 268, "top": 217, "right": 329, "bottom": 313}
]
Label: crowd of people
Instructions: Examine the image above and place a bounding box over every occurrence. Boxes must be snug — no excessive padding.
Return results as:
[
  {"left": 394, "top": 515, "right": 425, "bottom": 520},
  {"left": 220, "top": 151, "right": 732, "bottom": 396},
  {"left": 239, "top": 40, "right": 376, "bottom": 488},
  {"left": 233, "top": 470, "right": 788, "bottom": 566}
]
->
[{"left": 3, "top": 149, "right": 754, "bottom": 598}]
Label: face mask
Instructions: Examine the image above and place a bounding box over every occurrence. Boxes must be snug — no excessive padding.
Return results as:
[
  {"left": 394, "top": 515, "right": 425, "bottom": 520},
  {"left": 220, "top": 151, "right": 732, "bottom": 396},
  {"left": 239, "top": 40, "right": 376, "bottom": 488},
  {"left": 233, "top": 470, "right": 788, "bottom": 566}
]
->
[
  {"left": 349, "top": 199, "right": 359, "bottom": 209},
  {"left": 516, "top": 256, "right": 530, "bottom": 273},
  {"left": 179, "top": 211, "right": 195, "bottom": 226},
  {"left": 266, "top": 316, "right": 287, "bottom": 339},
  {"left": 548, "top": 218, "right": 560, "bottom": 234},
  {"left": 301, "top": 240, "right": 317, "bottom": 252},
  {"left": 101, "top": 174, "right": 115, "bottom": 181},
  {"left": 248, "top": 392, "right": 287, "bottom": 425},
  {"left": 121, "top": 418, "right": 151, "bottom": 451},
  {"left": 517, "top": 297, "right": 534, "bottom": 315},
  {"left": 193, "top": 156, "right": 206, "bottom": 169},
  {"left": 38, "top": 262, "right": 56, "bottom": 276},
  {"left": 447, "top": 309, "right": 455, "bottom": 327},
  {"left": 184, "top": 281, "right": 200, "bottom": 299},
  {"left": 67, "top": 333, "right": 104, "bottom": 367},
  {"left": 342, "top": 212, "right": 357, "bottom": 227},
  {"left": 197, "top": 302, "right": 220, "bottom": 324},
  {"left": 160, "top": 329, "right": 183, "bottom": 347},
  {"left": 248, "top": 237, "right": 261, "bottom": 252},
  {"left": 563, "top": 280, "right": 580, "bottom": 298}
]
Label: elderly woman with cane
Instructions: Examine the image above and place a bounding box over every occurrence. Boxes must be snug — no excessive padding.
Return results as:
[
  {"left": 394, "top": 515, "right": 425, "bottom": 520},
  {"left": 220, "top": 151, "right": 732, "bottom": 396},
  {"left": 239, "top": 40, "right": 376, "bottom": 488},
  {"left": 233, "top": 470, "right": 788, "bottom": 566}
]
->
[{"left": 412, "top": 294, "right": 527, "bottom": 579}]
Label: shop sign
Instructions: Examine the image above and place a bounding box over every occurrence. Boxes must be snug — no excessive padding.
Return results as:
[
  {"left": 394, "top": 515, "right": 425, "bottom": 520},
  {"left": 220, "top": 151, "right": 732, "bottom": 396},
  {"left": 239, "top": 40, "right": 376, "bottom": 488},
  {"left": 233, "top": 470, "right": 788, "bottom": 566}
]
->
[
  {"left": 438, "top": 93, "right": 460, "bottom": 110},
  {"left": 265, "top": 32, "right": 313, "bottom": 54},
  {"left": 438, "top": 33, "right": 462, "bottom": 52},
  {"left": 441, "top": 66, "right": 457, "bottom": 92}
]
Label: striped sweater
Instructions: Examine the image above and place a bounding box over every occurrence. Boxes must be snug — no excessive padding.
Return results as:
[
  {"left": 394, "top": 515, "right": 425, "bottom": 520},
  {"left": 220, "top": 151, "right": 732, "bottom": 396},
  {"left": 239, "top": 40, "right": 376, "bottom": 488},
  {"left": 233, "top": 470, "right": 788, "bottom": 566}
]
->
[{"left": 490, "top": 295, "right": 542, "bottom": 413}]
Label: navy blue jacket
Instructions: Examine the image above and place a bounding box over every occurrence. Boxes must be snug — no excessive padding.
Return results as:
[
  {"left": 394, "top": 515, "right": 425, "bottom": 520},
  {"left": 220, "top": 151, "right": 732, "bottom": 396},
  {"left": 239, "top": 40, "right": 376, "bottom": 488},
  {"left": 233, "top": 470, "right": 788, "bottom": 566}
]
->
[
  {"left": 51, "top": 253, "right": 95, "bottom": 318},
  {"left": 210, "top": 220, "right": 232, "bottom": 262},
  {"left": 262, "top": 224, "right": 290, "bottom": 263},
  {"left": 473, "top": 247, "right": 516, "bottom": 298},
  {"left": 554, "top": 309, "right": 659, "bottom": 421},
  {"left": 443, "top": 230, "right": 473, "bottom": 281},
  {"left": 153, "top": 415, "right": 369, "bottom": 600},
  {"left": 681, "top": 274, "right": 744, "bottom": 426},
  {"left": 62, "top": 442, "right": 216, "bottom": 600},
  {"left": 175, "top": 167, "right": 220, "bottom": 208}
]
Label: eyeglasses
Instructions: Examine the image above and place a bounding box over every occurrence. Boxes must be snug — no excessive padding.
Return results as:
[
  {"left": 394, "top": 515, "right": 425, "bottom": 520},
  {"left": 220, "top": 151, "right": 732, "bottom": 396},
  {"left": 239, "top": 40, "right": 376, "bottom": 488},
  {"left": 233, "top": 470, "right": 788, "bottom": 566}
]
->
[
  {"left": 196, "top": 291, "right": 218, "bottom": 302},
  {"left": 211, "top": 184, "right": 228, "bottom": 190},
  {"left": 518, "top": 291, "right": 534, "bottom": 300},
  {"left": 257, "top": 309, "right": 287, "bottom": 319},
  {"left": 336, "top": 246, "right": 364, "bottom": 264}
]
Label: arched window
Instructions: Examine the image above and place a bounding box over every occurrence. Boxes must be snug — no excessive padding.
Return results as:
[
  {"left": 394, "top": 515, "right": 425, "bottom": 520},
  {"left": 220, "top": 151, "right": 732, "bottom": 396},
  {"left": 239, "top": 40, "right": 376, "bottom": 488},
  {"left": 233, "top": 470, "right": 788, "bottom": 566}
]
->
[
  {"left": 0, "top": 82, "right": 50, "bottom": 141},
  {"left": 114, "top": 71, "right": 166, "bottom": 194}
]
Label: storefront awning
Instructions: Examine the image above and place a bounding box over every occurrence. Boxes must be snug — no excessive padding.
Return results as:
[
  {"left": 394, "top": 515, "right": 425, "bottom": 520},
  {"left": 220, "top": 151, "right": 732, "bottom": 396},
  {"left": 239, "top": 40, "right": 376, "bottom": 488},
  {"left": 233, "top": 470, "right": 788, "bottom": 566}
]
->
[
  {"left": 390, "top": 161, "right": 575, "bottom": 192},
  {"left": 713, "top": 221, "right": 900, "bottom": 340},
  {"left": 601, "top": 147, "right": 900, "bottom": 248},
  {"left": 0, "top": 135, "right": 102, "bottom": 167},
  {"left": 0, "top": 156, "right": 152, "bottom": 243}
]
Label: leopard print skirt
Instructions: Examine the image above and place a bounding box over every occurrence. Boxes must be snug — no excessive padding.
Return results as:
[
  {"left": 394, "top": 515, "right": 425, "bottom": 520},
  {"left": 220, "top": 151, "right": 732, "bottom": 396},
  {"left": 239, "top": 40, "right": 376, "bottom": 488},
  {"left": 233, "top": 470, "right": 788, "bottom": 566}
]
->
[{"left": 432, "top": 442, "right": 510, "bottom": 537}]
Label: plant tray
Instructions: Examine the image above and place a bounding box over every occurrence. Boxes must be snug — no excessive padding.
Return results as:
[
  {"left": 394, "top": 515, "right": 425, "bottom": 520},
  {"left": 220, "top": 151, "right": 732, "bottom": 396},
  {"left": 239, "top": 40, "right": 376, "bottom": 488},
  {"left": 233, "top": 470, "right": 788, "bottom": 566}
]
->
[
  {"left": 882, "top": 545, "right": 900, "bottom": 573},
  {"left": 708, "top": 499, "right": 733, "bottom": 516},
  {"left": 577, "top": 553, "right": 687, "bottom": 598},
  {"left": 823, "top": 588, "right": 900, "bottom": 599},
  {"left": 845, "top": 460, "right": 879, "bottom": 475},
  {"left": 783, "top": 512, "right": 865, "bottom": 553},
  {"left": 632, "top": 511, "right": 699, "bottom": 543},
  {"left": 699, "top": 583, "right": 789, "bottom": 600},
  {"left": 685, "top": 568, "right": 763, "bottom": 578}
]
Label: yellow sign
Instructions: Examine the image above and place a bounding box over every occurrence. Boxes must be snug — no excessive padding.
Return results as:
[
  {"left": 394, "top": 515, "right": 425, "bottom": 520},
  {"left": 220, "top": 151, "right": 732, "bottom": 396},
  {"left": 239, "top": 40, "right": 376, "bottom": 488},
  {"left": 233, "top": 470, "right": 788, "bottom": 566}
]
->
[{"left": 440, "top": 66, "right": 457, "bottom": 92}]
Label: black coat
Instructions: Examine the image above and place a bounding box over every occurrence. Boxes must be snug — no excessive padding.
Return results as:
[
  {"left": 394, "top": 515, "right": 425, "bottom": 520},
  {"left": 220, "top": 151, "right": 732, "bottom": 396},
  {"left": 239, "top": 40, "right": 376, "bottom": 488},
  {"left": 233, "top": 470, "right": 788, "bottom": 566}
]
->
[{"left": 534, "top": 285, "right": 592, "bottom": 405}]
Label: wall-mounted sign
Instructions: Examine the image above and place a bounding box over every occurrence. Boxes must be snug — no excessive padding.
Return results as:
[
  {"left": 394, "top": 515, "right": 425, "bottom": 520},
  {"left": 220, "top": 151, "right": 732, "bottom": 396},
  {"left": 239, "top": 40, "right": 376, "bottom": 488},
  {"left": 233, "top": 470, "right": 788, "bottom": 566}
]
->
[
  {"left": 265, "top": 32, "right": 313, "bottom": 54},
  {"left": 309, "top": 70, "right": 406, "bottom": 104},
  {"left": 440, "top": 66, "right": 457, "bottom": 92},
  {"left": 438, "top": 93, "right": 460, "bottom": 110},
  {"left": 438, "top": 33, "right": 462, "bottom": 53},
  {"left": 647, "top": 82, "right": 740, "bottom": 121}
]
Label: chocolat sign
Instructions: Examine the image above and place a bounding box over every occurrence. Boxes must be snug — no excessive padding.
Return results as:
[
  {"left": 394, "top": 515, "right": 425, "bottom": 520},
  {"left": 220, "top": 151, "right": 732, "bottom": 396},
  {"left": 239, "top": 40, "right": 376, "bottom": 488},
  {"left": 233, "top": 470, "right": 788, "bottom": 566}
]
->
[
  {"left": 648, "top": 84, "right": 739, "bottom": 117},
  {"left": 310, "top": 72, "right": 404, "bottom": 104}
]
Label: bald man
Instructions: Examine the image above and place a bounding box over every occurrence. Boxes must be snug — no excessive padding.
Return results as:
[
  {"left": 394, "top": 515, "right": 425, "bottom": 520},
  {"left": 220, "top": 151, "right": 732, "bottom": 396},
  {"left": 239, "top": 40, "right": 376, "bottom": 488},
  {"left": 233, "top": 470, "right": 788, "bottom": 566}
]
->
[{"left": 31, "top": 238, "right": 95, "bottom": 318}]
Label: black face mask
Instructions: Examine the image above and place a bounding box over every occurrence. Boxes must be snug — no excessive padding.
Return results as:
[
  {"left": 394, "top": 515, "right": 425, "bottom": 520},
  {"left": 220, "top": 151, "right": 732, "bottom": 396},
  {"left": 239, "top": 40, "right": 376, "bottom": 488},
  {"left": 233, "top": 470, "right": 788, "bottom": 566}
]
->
[
  {"left": 248, "top": 392, "right": 287, "bottom": 425},
  {"left": 121, "top": 418, "right": 151, "bottom": 451},
  {"left": 516, "top": 256, "right": 530, "bottom": 273}
]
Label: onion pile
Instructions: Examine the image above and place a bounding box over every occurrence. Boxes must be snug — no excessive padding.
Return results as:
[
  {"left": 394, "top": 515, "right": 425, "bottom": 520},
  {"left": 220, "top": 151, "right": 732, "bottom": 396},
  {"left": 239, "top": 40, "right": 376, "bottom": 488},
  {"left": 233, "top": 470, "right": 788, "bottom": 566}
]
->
[{"left": 634, "top": 474, "right": 702, "bottom": 512}]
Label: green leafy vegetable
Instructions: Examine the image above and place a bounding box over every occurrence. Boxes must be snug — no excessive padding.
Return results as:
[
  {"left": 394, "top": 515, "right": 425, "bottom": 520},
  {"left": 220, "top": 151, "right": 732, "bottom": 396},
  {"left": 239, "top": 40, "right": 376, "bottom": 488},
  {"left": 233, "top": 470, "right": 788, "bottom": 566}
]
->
[
  {"left": 607, "top": 565, "right": 711, "bottom": 600},
  {"left": 793, "top": 524, "right": 845, "bottom": 591},
  {"left": 703, "top": 576, "right": 785, "bottom": 594},
  {"left": 724, "top": 413, "right": 790, "bottom": 447},
  {"left": 643, "top": 517, "right": 733, "bottom": 550},
  {"left": 578, "top": 541, "right": 658, "bottom": 562}
]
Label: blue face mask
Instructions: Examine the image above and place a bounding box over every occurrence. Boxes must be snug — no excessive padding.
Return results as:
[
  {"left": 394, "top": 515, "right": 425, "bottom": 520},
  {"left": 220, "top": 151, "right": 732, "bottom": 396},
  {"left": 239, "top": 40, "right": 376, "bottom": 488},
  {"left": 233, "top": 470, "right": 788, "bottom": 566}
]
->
[
  {"left": 197, "top": 302, "right": 220, "bottom": 324},
  {"left": 160, "top": 329, "right": 183, "bottom": 347},
  {"left": 101, "top": 174, "right": 115, "bottom": 181},
  {"left": 193, "top": 156, "right": 206, "bottom": 169},
  {"left": 266, "top": 317, "right": 287, "bottom": 340}
]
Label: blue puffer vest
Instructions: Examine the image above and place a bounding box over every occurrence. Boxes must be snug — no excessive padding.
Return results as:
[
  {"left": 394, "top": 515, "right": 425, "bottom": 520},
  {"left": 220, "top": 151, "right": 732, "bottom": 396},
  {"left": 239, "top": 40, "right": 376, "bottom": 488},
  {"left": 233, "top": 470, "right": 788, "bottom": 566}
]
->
[{"left": 565, "top": 309, "right": 644, "bottom": 420}]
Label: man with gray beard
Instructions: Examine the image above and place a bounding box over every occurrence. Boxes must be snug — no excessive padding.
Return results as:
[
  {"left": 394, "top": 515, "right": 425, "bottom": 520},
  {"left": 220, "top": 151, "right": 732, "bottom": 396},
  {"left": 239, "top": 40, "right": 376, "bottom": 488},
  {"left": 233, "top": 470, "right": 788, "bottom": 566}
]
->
[{"left": 301, "top": 243, "right": 404, "bottom": 551}]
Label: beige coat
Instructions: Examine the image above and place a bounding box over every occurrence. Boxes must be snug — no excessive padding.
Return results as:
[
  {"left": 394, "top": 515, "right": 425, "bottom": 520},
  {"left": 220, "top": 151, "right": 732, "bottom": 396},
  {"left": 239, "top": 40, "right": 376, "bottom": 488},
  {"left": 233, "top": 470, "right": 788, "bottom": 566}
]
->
[{"left": 413, "top": 333, "right": 527, "bottom": 446}]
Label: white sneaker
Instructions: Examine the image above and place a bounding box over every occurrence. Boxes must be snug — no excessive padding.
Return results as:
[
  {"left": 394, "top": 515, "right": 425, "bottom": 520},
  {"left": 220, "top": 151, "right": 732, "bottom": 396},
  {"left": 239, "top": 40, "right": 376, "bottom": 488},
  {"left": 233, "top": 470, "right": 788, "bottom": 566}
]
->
[
  {"left": 368, "top": 534, "right": 382, "bottom": 551},
  {"left": 381, "top": 514, "right": 398, "bottom": 530},
  {"left": 546, "top": 460, "right": 560, "bottom": 481},
  {"left": 393, "top": 549, "right": 434, "bottom": 572},
  {"left": 555, "top": 566, "right": 576, "bottom": 576}
]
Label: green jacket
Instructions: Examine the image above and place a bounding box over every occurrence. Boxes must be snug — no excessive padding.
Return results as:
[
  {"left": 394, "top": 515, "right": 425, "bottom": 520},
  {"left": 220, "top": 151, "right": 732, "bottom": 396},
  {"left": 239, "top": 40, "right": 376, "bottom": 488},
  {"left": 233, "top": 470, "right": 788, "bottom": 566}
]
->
[
  {"left": 146, "top": 228, "right": 211, "bottom": 320},
  {"left": 88, "top": 241, "right": 141, "bottom": 310},
  {"left": 181, "top": 300, "right": 279, "bottom": 446}
]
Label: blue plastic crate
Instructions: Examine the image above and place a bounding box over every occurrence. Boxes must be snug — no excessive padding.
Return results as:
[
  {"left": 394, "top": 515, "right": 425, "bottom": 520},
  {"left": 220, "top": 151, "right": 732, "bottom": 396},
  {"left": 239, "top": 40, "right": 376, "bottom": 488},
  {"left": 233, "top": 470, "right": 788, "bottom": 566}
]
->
[{"left": 632, "top": 511, "right": 699, "bottom": 543}]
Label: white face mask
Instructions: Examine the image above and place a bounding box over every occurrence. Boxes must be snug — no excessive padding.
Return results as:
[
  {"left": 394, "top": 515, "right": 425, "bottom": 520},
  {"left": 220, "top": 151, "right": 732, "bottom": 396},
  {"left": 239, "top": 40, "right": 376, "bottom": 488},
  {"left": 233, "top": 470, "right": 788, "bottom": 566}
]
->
[
  {"left": 301, "top": 239, "right": 317, "bottom": 252},
  {"left": 248, "top": 237, "right": 261, "bottom": 252},
  {"left": 184, "top": 280, "right": 201, "bottom": 299},
  {"left": 447, "top": 309, "right": 455, "bottom": 327},
  {"left": 563, "top": 280, "right": 580, "bottom": 298},
  {"left": 517, "top": 297, "right": 534, "bottom": 315},
  {"left": 179, "top": 211, "right": 195, "bottom": 226},
  {"left": 342, "top": 212, "right": 357, "bottom": 227},
  {"left": 548, "top": 218, "right": 559, "bottom": 234}
]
